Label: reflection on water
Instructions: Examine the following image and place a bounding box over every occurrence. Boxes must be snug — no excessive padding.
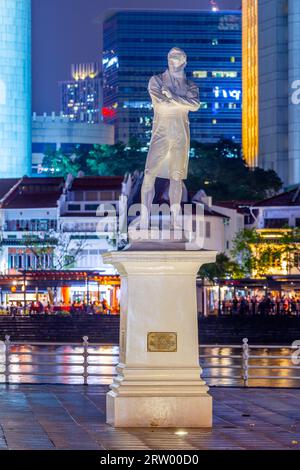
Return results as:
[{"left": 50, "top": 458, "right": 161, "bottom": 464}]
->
[
  {"left": 201, "top": 347, "right": 300, "bottom": 388},
  {"left": 0, "top": 345, "right": 299, "bottom": 387}
]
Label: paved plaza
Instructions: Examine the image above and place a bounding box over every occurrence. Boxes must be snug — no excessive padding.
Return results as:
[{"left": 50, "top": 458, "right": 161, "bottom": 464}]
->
[{"left": 0, "top": 385, "right": 299, "bottom": 450}]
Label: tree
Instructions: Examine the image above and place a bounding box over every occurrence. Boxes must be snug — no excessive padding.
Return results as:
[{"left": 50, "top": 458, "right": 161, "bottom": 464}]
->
[
  {"left": 24, "top": 230, "right": 88, "bottom": 270},
  {"left": 231, "top": 228, "right": 300, "bottom": 278},
  {"left": 86, "top": 137, "right": 147, "bottom": 176},
  {"left": 42, "top": 138, "right": 147, "bottom": 178},
  {"left": 198, "top": 252, "right": 243, "bottom": 282},
  {"left": 42, "top": 148, "right": 80, "bottom": 178},
  {"left": 188, "top": 140, "right": 282, "bottom": 200},
  {"left": 42, "top": 138, "right": 283, "bottom": 201}
]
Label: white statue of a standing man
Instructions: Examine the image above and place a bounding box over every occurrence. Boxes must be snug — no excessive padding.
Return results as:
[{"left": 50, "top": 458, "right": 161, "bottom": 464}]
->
[{"left": 140, "top": 47, "right": 200, "bottom": 228}]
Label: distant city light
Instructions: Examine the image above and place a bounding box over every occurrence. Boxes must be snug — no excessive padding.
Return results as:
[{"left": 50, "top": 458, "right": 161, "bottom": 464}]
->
[
  {"left": 210, "top": 0, "right": 219, "bottom": 11},
  {"left": 175, "top": 430, "right": 189, "bottom": 436},
  {"left": 103, "top": 56, "right": 119, "bottom": 69},
  {"left": 102, "top": 107, "right": 116, "bottom": 119}
]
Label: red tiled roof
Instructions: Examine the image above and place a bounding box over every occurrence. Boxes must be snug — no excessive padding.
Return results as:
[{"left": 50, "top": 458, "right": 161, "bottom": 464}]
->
[
  {"left": 0, "top": 177, "right": 65, "bottom": 209},
  {"left": 204, "top": 207, "right": 230, "bottom": 219},
  {"left": 3, "top": 192, "right": 62, "bottom": 209},
  {"left": 70, "top": 176, "right": 123, "bottom": 191},
  {"left": 253, "top": 188, "right": 300, "bottom": 207},
  {"left": 0, "top": 179, "right": 21, "bottom": 200},
  {"left": 214, "top": 200, "right": 253, "bottom": 214}
]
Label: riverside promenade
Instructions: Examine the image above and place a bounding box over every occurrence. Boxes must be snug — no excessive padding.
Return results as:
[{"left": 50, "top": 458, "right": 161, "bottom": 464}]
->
[{"left": 0, "top": 385, "right": 300, "bottom": 450}]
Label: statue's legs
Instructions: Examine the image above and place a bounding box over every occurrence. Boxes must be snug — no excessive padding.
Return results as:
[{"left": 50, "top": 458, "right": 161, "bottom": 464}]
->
[
  {"left": 140, "top": 171, "right": 156, "bottom": 229},
  {"left": 169, "top": 177, "right": 183, "bottom": 229},
  {"left": 140, "top": 173, "right": 183, "bottom": 230}
]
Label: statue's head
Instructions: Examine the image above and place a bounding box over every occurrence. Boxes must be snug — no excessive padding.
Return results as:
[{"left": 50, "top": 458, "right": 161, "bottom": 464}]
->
[{"left": 168, "top": 48, "right": 187, "bottom": 72}]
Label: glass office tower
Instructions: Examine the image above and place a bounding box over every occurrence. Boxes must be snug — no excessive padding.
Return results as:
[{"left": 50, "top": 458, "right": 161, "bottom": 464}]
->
[
  {"left": 60, "top": 63, "right": 102, "bottom": 124},
  {"left": 0, "top": 0, "right": 32, "bottom": 178},
  {"left": 256, "top": 0, "right": 300, "bottom": 186},
  {"left": 103, "top": 10, "right": 242, "bottom": 145}
]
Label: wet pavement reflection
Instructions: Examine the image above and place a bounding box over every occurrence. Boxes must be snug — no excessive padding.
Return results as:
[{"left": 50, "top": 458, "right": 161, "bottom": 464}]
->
[{"left": 0, "top": 345, "right": 299, "bottom": 387}]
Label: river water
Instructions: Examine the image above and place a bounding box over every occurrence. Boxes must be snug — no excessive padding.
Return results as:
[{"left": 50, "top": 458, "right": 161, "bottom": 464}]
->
[{"left": 0, "top": 344, "right": 299, "bottom": 387}]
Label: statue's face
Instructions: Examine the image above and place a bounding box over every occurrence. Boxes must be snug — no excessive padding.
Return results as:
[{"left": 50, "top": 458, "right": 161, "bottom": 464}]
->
[{"left": 168, "top": 49, "right": 186, "bottom": 71}]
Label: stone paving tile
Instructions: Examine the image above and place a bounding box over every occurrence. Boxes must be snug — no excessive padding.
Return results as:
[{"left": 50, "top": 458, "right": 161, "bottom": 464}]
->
[
  {"left": 55, "top": 392, "right": 105, "bottom": 424},
  {"left": 0, "top": 385, "right": 300, "bottom": 449},
  {"left": 24, "top": 392, "right": 102, "bottom": 450}
]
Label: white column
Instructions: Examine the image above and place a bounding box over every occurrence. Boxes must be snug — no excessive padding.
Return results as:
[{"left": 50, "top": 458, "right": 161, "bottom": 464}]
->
[
  {"left": 103, "top": 250, "right": 217, "bottom": 428},
  {"left": 0, "top": 0, "right": 32, "bottom": 178}
]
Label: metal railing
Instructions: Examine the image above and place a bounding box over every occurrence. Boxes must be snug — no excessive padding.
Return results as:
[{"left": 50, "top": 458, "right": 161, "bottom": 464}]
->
[
  {"left": 200, "top": 338, "right": 300, "bottom": 387},
  {"left": 1, "top": 336, "right": 300, "bottom": 387},
  {"left": 0, "top": 335, "right": 119, "bottom": 385}
]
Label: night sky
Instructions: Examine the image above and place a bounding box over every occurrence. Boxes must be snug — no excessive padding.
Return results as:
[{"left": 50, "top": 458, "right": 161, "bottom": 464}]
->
[{"left": 32, "top": 0, "right": 241, "bottom": 113}]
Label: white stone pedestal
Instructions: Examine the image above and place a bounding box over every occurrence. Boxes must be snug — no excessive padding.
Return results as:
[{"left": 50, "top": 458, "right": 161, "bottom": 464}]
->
[{"left": 102, "top": 250, "right": 217, "bottom": 428}]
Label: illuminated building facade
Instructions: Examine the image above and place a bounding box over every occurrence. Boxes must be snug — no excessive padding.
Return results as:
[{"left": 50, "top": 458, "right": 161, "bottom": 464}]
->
[
  {"left": 242, "top": 0, "right": 259, "bottom": 168},
  {"left": 0, "top": 0, "right": 32, "bottom": 178},
  {"left": 60, "top": 63, "right": 102, "bottom": 123},
  {"left": 103, "top": 10, "right": 242, "bottom": 145},
  {"left": 252, "top": 0, "right": 300, "bottom": 186}
]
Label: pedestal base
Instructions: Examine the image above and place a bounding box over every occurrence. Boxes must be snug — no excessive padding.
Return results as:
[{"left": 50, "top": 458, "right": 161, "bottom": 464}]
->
[
  {"left": 107, "top": 391, "right": 212, "bottom": 428},
  {"left": 103, "top": 250, "right": 217, "bottom": 429}
]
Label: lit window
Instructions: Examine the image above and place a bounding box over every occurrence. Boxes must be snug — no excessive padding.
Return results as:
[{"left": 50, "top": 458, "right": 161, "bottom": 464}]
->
[
  {"left": 212, "top": 119, "right": 217, "bottom": 125},
  {"left": 212, "top": 71, "right": 238, "bottom": 78},
  {"left": 199, "top": 102, "right": 208, "bottom": 109},
  {"left": 230, "top": 56, "right": 236, "bottom": 63},
  {"left": 212, "top": 38, "right": 218, "bottom": 46},
  {"left": 192, "top": 71, "right": 207, "bottom": 79}
]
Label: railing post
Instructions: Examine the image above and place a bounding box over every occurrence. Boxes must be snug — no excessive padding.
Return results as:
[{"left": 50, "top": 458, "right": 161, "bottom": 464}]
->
[
  {"left": 242, "top": 338, "right": 249, "bottom": 387},
  {"left": 83, "top": 336, "right": 89, "bottom": 386},
  {"left": 4, "top": 335, "right": 11, "bottom": 385}
]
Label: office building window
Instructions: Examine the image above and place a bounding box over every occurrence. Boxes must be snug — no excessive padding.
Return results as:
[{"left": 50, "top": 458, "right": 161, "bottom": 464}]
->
[
  {"left": 192, "top": 71, "right": 208, "bottom": 78},
  {"left": 212, "top": 71, "right": 238, "bottom": 78}
]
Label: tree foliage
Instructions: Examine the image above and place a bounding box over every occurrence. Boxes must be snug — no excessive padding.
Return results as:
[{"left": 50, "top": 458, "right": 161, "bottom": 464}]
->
[
  {"left": 231, "top": 228, "right": 300, "bottom": 278},
  {"left": 188, "top": 140, "right": 282, "bottom": 200},
  {"left": 42, "top": 138, "right": 283, "bottom": 201},
  {"left": 42, "top": 149, "right": 80, "bottom": 177},
  {"left": 198, "top": 252, "right": 243, "bottom": 282},
  {"left": 42, "top": 137, "right": 147, "bottom": 178},
  {"left": 23, "top": 231, "right": 88, "bottom": 270}
]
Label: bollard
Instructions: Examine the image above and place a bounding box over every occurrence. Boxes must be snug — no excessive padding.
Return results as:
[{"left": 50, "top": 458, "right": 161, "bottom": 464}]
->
[
  {"left": 242, "top": 338, "right": 249, "bottom": 387},
  {"left": 83, "top": 336, "right": 89, "bottom": 386},
  {"left": 4, "top": 335, "right": 11, "bottom": 385}
]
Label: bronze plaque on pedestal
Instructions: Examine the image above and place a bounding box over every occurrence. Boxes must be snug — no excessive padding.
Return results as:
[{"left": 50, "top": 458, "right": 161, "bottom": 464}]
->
[{"left": 147, "top": 332, "right": 177, "bottom": 352}]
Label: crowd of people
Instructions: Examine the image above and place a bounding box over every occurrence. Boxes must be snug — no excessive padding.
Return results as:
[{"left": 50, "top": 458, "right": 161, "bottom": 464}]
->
[
  {"left": 1, "top": 298, "right": 118, "bottom": 316},
  {"left": 221, "top": 295, "right": 300, "bottom": 316}
]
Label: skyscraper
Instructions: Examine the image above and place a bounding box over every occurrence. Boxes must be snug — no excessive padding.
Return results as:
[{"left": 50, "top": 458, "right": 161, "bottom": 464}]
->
[
  {"left": 60, "top": 63, "right": 102, "bottom": 124},
  {"left": 243, "top": 0, "right": 300, "bottom": 186},
  {"left": 258, "top": 0, "right": 289, "bottom": 184},
  {"left": 0, "top": 0, "right": 32, "bottom": 178},
  {"left": 102, "top": 10, "right": 242, "bottom": 145}
]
